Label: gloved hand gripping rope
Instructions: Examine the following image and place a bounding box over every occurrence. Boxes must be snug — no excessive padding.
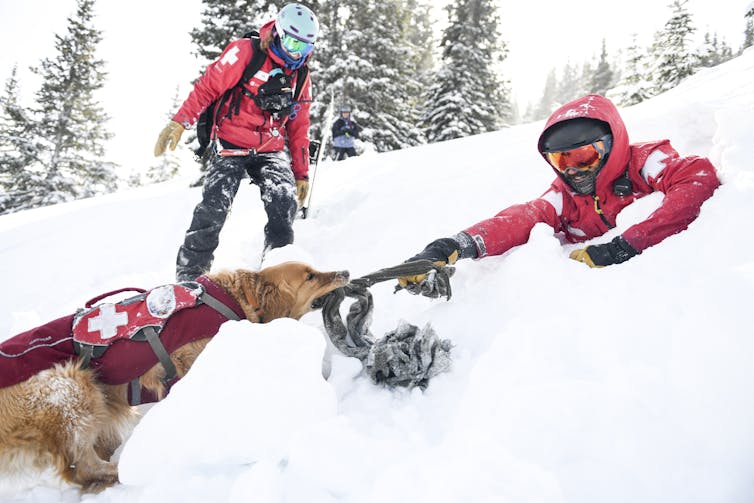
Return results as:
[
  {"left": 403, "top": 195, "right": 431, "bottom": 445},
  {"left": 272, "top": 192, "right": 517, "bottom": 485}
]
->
[{"left": 318, "top": 260, "right": 454, "bottom": 389}]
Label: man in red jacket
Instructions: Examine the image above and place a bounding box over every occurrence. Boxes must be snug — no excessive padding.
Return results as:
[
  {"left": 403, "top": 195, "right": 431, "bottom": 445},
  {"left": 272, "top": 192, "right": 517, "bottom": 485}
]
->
[
  {"left": 154, "top": 4, "right": 318, "bottom": 281},
  {"left": 399, "top": 94, "right": 721, "bottom": 298}
]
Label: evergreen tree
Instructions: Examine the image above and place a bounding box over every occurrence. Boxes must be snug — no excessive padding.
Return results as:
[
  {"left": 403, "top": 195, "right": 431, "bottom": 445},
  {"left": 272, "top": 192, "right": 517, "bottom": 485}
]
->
[
  {"left": 613, "top": 34, "right": 653, "bottom": 106},
  {"left": 30, "top": 0, "right": 117, "bottom": 207},
  {"left": 743, "top": 7, "right": 754, "bottom": 51},
  {"left": 697, "top": 32, "right": 733, "bottom": 67},
  {"left": 0, "top": 66, "right": 45, "bottom": 214},
  {"left": 189, "top": 0, "right": 279, "bottom": 65},
  {"left": 649, "top": 0, "right": 697, "bottom": 94},
  {"left": 589, "top": 39, "right": 614, "bottom": 95},
  {"left": 531, "top": 69, "right": 558, "bottom": 121},
  {"left": 306, "top": 0, "right": 347, "bottom": 149},
  {"left": 556, "top": 62, "right": 581, "bottom": 106},
  {"left": 341, "top": 0, "right": 424, "bottom": 150},
  {"left": 421, "top": 0, "right": 512, "bottom": 143}
]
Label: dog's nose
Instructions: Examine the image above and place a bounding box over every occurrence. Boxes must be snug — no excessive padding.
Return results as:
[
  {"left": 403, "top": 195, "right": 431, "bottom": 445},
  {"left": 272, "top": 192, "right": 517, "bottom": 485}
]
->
[{"left": 337, "top": 270, "right": 349, "bottom": 282}]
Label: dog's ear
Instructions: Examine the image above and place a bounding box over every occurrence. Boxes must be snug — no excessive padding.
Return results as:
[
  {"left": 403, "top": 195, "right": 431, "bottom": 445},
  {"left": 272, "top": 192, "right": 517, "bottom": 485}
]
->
[{"left": 256, "top": 279, "right": 295, "bottom": 321}]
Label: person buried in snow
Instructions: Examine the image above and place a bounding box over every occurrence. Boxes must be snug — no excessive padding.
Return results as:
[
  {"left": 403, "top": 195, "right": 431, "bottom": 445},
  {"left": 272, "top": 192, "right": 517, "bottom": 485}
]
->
[
  {"left": 154, "top": 3, "right": 318, "bottom": 282},
  {"left": 398, "top": 94, "right": 721, "bottom": 298}
]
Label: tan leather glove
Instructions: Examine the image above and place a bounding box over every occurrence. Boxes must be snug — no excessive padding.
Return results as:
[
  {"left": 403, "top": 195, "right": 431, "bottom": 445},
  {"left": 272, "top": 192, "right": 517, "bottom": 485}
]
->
[
  {"left": 569, "top": 248, "right": 599, "bottom": 268},
  {"left": 296, "top": 179, "right": 309, "bottom": 206},
  {"left": 397, "top": 238, "right": 460, "bottom": 292},
  {"left": 154, "top": 120, "right": 185, "bottom": 157},
  {"left": 569, "top": 236, "right": 639, "bottom": 268}
]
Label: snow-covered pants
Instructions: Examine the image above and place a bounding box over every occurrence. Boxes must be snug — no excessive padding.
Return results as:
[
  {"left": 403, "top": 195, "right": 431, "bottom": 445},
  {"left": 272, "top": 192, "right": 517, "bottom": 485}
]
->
[{"left": 176, "top": 150, "right": 297, "bottom": 281}]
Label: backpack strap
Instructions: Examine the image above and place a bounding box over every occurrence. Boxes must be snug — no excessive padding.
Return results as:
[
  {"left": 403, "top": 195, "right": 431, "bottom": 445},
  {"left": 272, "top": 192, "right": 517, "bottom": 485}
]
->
[
  {"left": 226, "top": 36, "right": 268, "bottom": 121},
  {"left": 292, "top": 64, "right": 309, "bottom": 102}
]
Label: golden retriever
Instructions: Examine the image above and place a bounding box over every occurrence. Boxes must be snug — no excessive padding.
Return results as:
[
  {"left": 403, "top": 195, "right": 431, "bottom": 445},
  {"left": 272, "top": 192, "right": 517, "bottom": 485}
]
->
[{"left": 0, "top": 262, "right": 348, "bottom": 492}]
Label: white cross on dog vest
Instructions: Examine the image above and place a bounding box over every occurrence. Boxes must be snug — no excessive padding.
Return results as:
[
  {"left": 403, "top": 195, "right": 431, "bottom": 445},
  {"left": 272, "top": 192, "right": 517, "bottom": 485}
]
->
[{"left": 72, "top": 283, "right": 204, "bottom": 350}]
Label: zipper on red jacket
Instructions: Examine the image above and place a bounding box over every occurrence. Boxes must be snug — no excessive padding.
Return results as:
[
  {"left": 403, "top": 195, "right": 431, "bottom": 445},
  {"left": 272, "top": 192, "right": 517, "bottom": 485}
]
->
[{"left": 592, "top": 194, "right": 615, "bottom": 229}]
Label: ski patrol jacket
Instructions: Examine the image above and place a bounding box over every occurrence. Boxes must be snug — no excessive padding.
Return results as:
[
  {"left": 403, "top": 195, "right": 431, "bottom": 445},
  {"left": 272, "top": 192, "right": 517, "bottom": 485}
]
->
[
  {"left": 463, "top": 94, "right": 720, "bottom": 258},
  {"left": 173, "top": 21, "right": 312, "bottom": 180},
  {"left": 0, "top": 276, "right": 245, "bottom": 405}
]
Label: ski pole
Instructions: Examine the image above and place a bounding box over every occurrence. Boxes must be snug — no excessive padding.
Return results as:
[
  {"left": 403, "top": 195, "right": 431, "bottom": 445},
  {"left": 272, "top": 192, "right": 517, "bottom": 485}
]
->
[
  {"left": 300, "top": 139, "right": 321, "bottom": 219},
  {"left": 301, "top": 91, "right": 335, "bottom": 219}
]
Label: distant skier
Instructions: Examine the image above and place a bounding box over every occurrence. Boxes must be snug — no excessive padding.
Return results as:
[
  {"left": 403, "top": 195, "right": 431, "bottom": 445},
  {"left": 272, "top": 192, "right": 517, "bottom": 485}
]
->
[
  {"left": 331, "top": 104, "right": 362, "bottom": 161},
  {"left": 153, "top": 4, "right": 318, "bottom": 281},
  {"left": 398, "top": 94, "right": 721, "bottom": 298}
]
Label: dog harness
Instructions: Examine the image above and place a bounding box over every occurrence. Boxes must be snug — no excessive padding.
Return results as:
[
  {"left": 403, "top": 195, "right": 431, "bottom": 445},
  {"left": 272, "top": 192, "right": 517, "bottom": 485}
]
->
[{"left": 0, "top": 276, "right": 245, "bottom": 405}]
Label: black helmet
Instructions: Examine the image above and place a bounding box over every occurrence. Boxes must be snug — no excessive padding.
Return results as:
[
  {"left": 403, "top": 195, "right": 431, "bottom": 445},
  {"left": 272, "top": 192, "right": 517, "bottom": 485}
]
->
[
  {"left": 539, "top": 118, "right": 613, "bottom": 195},
  {"left": 539, "top": 118, "right": 611, "bottom": 153}
]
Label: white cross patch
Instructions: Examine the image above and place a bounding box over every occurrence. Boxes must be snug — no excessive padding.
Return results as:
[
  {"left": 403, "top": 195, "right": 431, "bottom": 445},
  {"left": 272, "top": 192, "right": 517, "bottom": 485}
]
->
[
  {"left": 87, "top": 304, "right": 129, "bottom": 340},
  {"left": 221, "top": 46, "right": 240, "bottom": 66}
]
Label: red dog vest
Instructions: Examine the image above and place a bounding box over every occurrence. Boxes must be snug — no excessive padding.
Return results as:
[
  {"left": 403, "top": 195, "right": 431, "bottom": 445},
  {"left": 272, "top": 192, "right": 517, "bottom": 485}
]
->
[{"left": 0, "top": 276, "right": 245, "bottom": 405}]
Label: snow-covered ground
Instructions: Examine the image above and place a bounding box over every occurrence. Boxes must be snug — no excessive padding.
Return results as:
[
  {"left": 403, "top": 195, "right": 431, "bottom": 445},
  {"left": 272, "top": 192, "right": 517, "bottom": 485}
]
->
[{"left": 1, "top": 49, "right": 754, "bottom": 503}]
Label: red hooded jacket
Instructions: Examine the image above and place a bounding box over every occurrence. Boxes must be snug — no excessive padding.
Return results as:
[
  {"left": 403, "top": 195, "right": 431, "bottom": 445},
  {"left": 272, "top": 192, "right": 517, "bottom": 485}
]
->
[
  {"left": 173, "top": 21, "right": 312, "bottom": 180},
  {"left": 464, "top": 94, "right": 720, "bottom": 257}
]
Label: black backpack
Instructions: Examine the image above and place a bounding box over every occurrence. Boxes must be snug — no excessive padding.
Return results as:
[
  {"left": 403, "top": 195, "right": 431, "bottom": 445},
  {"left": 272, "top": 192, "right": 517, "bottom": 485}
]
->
[{"left": 194, "top": 31, "right": 309, "bottom": 157}]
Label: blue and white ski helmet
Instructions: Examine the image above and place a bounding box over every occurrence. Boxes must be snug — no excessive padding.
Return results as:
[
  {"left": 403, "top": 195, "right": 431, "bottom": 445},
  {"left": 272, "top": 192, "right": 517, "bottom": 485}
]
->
[{"left": 275, "top": 3, "right": 319, "bottom": 44}]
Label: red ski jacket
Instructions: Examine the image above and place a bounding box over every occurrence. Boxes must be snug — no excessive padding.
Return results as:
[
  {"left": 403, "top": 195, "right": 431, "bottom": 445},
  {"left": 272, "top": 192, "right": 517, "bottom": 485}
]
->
[
  {"left": 464, "top": 94, "right": 720, "bottom": 257},
  {"left": 0, "top": 276, "right": 244, "bottom": 404},
  {"left": 173, "top": 21, "right": 312, "bottom": 180}
]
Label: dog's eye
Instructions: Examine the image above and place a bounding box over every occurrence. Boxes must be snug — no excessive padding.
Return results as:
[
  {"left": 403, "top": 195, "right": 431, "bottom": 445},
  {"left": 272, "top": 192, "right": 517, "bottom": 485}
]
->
[{"left": 306, "top": 272, "right": 314, "bottom": 281}]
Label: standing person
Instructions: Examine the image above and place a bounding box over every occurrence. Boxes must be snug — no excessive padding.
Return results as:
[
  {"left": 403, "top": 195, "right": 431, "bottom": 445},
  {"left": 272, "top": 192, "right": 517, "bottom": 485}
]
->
[
  {"left": 331, "top": 104, "right": 362, "bottom": 161},
  {"left": 154, "top": 3, "right": 318, "bottom": 281},
  {"left": 398, "top": 94, "right": 721, "bottom": 297}
]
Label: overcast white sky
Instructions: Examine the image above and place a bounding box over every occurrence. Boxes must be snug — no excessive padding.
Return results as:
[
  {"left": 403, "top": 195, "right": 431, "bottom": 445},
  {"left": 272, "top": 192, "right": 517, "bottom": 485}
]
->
[{"left": 0, "top": 0, "right": 749, "bottom": 172}]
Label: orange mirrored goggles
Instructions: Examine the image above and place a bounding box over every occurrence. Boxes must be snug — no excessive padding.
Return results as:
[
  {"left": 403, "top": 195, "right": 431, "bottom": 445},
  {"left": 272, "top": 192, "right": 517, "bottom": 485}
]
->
[{"left": 544, "top": 136, "right": 611, "bottom": 173}]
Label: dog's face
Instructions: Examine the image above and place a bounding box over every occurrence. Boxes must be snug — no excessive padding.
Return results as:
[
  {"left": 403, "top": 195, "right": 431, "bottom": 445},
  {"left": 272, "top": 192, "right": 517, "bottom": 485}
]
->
[{"left": 253, "top": 262, "right": 349, "bottom": 321}]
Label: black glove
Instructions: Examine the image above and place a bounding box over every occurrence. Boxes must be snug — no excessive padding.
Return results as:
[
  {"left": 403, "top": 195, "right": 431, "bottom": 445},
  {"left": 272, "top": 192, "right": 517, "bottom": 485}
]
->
[
  {"left": 398, "top": 234, "right": 481, "bottom": 299},
  {"left": 569, "top": 236, "right": 639, "bottom": 268}
]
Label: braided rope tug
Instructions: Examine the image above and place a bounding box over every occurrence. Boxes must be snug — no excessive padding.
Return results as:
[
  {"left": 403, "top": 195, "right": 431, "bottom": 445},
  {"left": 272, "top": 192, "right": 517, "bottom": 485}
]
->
[{"left": 318, "top": 260, "right": 454, "bottom": 389}]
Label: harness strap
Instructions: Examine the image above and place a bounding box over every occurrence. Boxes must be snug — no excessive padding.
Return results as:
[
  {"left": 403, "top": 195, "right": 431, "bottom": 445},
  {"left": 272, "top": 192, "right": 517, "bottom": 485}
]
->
[
  {"left": 201, "top": 292, "right": 242, "bottom": 321},
  {"left": 130, "top": 378, "right": 141, "bottom": 406},
  {"left": 78, "top": 344, "right": 94, "bottom": 369},
  {"left": 143, "top": 326, "right": 177, "bottom": 384}
]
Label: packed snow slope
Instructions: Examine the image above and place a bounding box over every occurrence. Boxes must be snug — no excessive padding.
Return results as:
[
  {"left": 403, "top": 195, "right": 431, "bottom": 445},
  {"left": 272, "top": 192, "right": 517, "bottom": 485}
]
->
[{"left": 1, "top": 49, "right": 754, "bottom": 503}]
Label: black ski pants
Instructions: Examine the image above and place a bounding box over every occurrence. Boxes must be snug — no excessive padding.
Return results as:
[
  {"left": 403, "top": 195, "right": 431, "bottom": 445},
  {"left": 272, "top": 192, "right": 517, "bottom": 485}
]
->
[
  {"left": 333, "top": 147, "right": 357, "bottom": 161},
  {"left": 176, "top": 150, "right": 297, "bottom": 281}
]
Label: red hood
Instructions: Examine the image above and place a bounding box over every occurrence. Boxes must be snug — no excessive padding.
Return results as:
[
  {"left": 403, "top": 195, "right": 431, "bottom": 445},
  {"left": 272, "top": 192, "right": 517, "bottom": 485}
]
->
[{"left": 538, "top": 94, "right": 630, "bottom": 196}]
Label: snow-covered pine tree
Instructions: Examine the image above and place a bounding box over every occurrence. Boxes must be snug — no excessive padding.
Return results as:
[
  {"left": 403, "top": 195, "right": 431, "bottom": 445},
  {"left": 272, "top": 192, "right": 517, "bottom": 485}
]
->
[
  {"left": 305, "top": 0, "right": 345, "bottom": 151},
  {"left": 421, "top": 0, "right": 511, "bottom": 143},
  {"left": 189, "top": 0, "right": 279, "bottom": 66},
  {"left": 697, "top": 32, "right": 733, "bottom": 67},
  {"left": 589, "top": 39, "right": 614, "bottom": 95},
  {"left": 338, "top": 0, "right": 424, "bottom": 151},
  {"left": 649, "top": 0, "right": 697, "bottom": 95},
  {"left": 743, "top": 6, "right": 754, "bottom": 52},
  {"left": 0, "top": 66, "right": 45, "bottom": 214},
  {"left": 612, "top": 34, "right": 653, "bottom": 106},
  {"left": 529, "top": 69, "right": 558, "bottom": 122},
  {"left": 556, "top": 62, "right": 581, "bottom": 107},
  {"left": 30, "top": 0, "right": 117, "bottom": 207}
]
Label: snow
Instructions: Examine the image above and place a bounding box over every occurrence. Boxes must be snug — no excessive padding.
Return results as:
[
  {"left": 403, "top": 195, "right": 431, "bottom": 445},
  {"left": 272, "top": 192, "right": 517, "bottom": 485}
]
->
[{"left": 2, "top": 50, "right": 754, "bottom": 502}]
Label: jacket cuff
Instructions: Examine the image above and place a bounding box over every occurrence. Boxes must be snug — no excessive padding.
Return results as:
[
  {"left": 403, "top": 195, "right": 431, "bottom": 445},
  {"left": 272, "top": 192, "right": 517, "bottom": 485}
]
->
[{"left": 452, "top": 232, "right": 480, "bottom": 259}]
